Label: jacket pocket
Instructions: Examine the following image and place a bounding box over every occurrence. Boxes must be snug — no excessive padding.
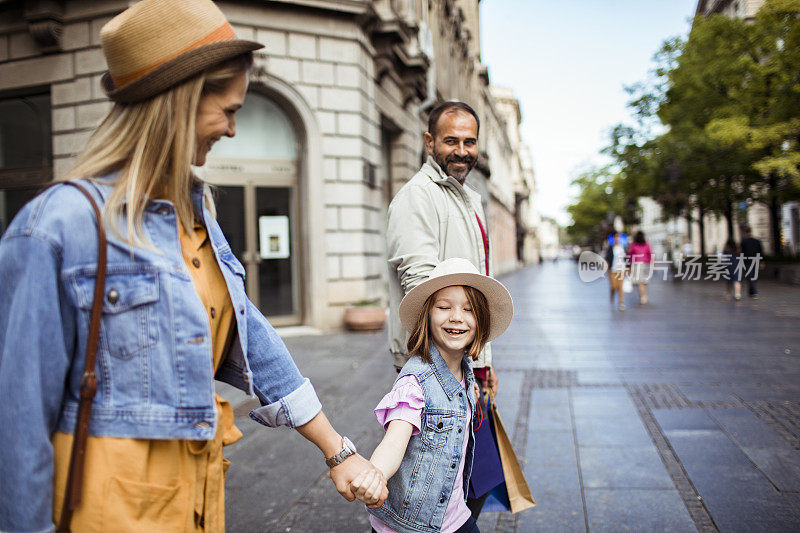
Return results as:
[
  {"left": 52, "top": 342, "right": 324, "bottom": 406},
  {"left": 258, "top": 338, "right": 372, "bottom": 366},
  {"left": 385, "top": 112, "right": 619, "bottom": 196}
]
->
[
  {"left": 73, "top": 271, "right": 159, "bottom": 360},
  {"left": 420, "top": 412, "right": 455, "bottom": 449},
  {"left": 102, "top": 476, "right": 189, "bottom": 532}
]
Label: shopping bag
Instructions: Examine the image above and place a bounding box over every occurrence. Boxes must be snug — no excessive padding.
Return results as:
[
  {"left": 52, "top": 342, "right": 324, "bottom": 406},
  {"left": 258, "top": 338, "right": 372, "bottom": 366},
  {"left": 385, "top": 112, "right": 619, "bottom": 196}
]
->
[
  {"left": 622, "top": 276, "right": 633, "bottom": 293},
  {"left": 467, "top": 394, "right": 505, "bottom": 499},
  {"left": 490, "top": 398, "right": 536, "bottom": 514}
]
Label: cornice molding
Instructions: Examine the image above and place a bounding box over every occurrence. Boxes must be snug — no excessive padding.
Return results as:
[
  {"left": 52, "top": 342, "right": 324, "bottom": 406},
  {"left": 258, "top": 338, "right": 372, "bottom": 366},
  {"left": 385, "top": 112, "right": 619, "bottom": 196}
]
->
[{"left": 24, "top": 0, "right": 63, "bottom": 53}]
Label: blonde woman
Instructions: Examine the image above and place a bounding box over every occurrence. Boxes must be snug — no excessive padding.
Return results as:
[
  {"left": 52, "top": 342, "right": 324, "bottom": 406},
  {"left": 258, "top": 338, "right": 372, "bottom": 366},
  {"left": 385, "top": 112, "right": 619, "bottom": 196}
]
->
[{"left": 0, "top": 1, "right": 385, "bottom": 531}]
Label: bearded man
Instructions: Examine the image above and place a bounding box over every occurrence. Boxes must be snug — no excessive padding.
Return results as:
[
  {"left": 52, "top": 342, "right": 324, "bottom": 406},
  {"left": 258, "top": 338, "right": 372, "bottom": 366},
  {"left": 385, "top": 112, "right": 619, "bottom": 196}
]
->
[{"left": 386, "top": 101, "right": 500, "bottom": 517}]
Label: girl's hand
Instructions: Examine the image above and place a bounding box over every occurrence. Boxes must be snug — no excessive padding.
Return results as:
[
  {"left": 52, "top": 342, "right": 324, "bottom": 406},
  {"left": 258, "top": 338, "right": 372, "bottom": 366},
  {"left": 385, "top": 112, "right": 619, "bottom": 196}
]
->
[
  {"left": 350, "top": 468, "right": 387, "bottom": 508},
  {"left": 485, "top": 365, "right": 498, "bottom": 397}
]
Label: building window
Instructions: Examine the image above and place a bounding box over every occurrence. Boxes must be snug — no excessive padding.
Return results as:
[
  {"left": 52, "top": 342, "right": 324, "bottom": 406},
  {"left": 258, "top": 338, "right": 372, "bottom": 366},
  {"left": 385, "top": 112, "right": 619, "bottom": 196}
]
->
[{"left": 0, "top": 92, "right": 52, "bottom": 235}]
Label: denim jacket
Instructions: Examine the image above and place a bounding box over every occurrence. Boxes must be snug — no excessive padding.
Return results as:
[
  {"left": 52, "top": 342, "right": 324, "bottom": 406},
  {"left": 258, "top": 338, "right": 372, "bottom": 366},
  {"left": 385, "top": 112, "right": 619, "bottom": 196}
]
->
[
  {"left": 0, "top": 177, "right": 321, "bottom": 532},
  {"left": 368, "top": 347, "right": 475, "bottom": 533}
]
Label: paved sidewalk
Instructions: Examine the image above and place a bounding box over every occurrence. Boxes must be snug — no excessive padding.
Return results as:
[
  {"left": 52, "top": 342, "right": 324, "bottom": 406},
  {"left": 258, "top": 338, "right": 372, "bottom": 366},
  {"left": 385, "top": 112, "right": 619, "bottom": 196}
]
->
[{"left": 221, "top": 261, "right": 800, "bottom": 532}]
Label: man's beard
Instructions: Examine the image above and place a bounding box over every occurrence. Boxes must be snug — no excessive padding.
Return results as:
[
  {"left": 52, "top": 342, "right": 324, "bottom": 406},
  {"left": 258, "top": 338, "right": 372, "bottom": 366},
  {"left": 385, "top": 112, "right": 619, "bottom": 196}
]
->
[{"left": 434, "top": 151, "right": 477, "bottom": 181}]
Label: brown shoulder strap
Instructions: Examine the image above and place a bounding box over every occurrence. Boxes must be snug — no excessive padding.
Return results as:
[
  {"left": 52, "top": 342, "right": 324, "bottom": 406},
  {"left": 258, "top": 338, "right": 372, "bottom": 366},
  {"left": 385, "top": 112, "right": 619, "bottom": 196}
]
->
[{"left": 56, "top": 182, "right": 107, "bottom": 533}]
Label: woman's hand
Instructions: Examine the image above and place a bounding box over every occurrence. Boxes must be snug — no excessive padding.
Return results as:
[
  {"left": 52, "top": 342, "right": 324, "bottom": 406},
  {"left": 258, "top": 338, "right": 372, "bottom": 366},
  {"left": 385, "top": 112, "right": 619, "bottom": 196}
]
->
[
  {"left": 349, "top": 467, "right": 388, "bottom": 508},
  {"left": 327, "top": 453, "right": 387, "bottom": 507},
  {"left": 294, "top": 412, "right": 387, "bottom": 506}
]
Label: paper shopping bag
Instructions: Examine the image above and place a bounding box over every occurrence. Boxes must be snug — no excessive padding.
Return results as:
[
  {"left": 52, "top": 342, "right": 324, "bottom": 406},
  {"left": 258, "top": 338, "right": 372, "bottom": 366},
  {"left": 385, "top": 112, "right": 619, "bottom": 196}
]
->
[{"left": 490, "top": 399, "right": 535, "bottom": 513}]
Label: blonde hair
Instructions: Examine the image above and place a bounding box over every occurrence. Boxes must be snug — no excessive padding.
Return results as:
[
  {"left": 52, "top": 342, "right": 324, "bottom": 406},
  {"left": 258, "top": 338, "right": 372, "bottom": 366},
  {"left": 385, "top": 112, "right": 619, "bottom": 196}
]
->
[
  {"left": 406, "top": 285, "right": 491, "bottom": 364},
  {"left": 62, "top": 53, "right": 253, "bottom": 247}
]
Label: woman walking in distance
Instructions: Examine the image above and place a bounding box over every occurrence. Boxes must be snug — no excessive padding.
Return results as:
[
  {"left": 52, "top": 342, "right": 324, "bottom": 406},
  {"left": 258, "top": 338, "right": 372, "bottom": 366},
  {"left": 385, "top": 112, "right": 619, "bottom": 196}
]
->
[
  {"left": 0, "top": 1, "right": 385, "bottom": 530},
  {"left": 629, "top": 231, "right": 653, "bottom": 305}
]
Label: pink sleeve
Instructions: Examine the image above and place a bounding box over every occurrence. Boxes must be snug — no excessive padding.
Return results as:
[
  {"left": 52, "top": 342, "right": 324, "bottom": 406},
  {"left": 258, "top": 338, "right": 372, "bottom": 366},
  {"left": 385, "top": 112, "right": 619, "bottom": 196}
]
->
[{"left": 374, "top": 375, "right": 425, "bottom": 436}]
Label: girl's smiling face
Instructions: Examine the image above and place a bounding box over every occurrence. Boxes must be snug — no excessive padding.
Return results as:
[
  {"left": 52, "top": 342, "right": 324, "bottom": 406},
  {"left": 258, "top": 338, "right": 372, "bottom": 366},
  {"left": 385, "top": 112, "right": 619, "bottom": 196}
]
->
[{"left": 429, "top": 285, "right": 477, "bottom": 360}]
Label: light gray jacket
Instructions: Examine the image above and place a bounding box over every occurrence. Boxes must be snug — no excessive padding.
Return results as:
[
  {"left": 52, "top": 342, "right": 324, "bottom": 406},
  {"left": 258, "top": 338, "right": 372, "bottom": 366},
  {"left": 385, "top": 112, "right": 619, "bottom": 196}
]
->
[{"left": 387, "top": 156, "right": 492, "bottom": 368}]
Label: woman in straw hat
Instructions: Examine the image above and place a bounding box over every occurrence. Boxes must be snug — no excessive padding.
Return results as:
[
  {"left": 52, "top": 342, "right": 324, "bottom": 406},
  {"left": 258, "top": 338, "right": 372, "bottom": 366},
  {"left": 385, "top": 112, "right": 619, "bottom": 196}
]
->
[
  {"left": 350, "top": 258, "right": 513, "bottom": 533},
  {"left": 0, "top": 0, "right": 385, "bottom": 530}
]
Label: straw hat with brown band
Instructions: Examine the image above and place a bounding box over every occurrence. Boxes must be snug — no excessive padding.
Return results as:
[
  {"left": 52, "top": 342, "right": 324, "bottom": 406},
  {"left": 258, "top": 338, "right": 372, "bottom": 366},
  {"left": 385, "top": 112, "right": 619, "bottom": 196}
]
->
[
  {"left": 100, "top": 0, "right": 264, "bottom": 103},
  {"left": 398, "top": 258, "right": 514, "bottom": 342}
]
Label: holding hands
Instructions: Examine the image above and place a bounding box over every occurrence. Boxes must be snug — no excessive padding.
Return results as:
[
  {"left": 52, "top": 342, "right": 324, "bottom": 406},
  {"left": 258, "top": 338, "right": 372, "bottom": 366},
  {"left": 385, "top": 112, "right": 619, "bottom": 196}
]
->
[
  {"left": 328, "top": 454, "right": 388, "bottom": 508},
  {"left": 350, "top": 467, "right": 387, "bottom": 508}
]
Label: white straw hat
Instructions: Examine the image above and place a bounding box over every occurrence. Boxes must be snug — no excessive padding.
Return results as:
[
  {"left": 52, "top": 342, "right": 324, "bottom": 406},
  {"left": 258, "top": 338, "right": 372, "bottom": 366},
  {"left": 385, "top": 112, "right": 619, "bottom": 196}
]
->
[{"left": 398, "top": 258, "right": 513, "bottom": 341}]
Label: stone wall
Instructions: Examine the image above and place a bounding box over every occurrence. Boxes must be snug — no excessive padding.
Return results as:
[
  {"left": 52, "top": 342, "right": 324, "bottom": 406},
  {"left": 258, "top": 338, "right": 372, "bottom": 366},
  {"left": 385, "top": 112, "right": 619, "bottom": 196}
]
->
[{"left": 0, "top": 0, "right": 533, "bottom": 330}]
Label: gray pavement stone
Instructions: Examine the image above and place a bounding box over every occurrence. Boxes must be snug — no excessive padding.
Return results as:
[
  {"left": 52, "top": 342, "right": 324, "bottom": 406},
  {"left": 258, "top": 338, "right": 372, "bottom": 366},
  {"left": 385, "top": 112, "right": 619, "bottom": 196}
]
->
[
  {"left": 524, "top": 430, "right": 578, "bottom": 468},
  {"left": 571, "top": 391, "right": 640, "bottom": 421},
  {"left": 518, "top": 466, "right": 585, "bottom": 533},
  {"left": 584, "top": 488, "right": 696, "bottom": 532},
  {"left": 578, "top": 446, "right": 676, "bottom": 490},
  {"left": 652, "top": 408, "right": 719, "bottom": 431},
  {"left": 528, "top": 400, "right": 573, "bottom": 432},
  {"left": 712, "top": 518, "right": 800, "bottom": 533},
  {"left": 573, "top": 416, "right": 653, "bottom": 447}
]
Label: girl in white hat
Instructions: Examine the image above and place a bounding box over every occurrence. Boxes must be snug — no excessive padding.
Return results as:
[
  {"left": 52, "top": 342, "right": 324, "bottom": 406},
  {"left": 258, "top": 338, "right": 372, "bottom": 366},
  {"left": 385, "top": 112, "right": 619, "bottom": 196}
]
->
[{"left": 351, "top": 257, "right": 513, "bottom": 533}]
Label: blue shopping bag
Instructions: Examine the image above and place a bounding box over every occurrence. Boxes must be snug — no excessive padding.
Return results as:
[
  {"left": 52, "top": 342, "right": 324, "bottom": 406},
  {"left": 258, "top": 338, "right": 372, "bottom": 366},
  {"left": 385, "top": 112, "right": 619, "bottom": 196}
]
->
[
  {"left": 481, "top": 481, "right": 512, "bottom": 513},
  {"left": 467, "top": 395, "right": 505, "bottom": 500}
]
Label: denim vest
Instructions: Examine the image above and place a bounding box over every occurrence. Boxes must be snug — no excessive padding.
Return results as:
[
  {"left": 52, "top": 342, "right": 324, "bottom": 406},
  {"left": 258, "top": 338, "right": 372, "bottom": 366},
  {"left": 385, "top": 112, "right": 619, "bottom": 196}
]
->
[
  {"left": 0, "top": 177, "right": 321, "bottom": 531},
  {"left": 368, "top": 347, "right": 475, "bottom": 533}
]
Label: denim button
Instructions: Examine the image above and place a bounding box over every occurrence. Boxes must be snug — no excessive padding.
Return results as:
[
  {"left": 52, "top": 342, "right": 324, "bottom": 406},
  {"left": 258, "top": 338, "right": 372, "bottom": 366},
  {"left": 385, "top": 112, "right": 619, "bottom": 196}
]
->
[
  {"left": 106, "top": 288, "right": 119, "bottom": 304},
  {"left": 437, "top": 422, "right": 443, "bottom": 429},
  {"left": 458, "top": 427, "right": 462, "bottom": 433},
  {"left": 439, "top": 498, "right": 445, "bottom": 504},
  {"left": 451, "top": 463, "right": 456, "bottom": 469},
  {"left": 192, "top": 258, "right": 201, "bottom": 268},
  {"left": 459, "top": 392, "right": 463, "bottom": 397}
]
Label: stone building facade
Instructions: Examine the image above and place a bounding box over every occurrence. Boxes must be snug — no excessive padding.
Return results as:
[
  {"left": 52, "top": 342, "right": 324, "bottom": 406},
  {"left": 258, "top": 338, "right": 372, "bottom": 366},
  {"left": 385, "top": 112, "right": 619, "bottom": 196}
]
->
[
  {"left": 695, "top": 0, "right": 765, "bottom": 20},
  {"left": 488, "top": 84, "right": 538, "bottom": 272},
  {"left": 0, "top": 0, "right": 535, "bottom": 330}
]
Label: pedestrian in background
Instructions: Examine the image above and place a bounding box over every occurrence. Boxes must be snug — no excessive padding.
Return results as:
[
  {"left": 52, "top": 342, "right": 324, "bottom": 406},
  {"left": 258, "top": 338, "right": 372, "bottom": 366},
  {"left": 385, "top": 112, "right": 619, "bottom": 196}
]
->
[
  {"left": 722, "top": 239, "right": 742, "bottom": 301},
  {"left": 629, "top": 231, "right": 653, "bottom": 305},
  {"left": 606, "top": 232, "right": 628, "bottom": 311},
  {"left": 354, "top": 258, "right": 513, "bottom": 533},
  {"left": 740, "top": 226, "right": 764, "bottom": 299},
  {"left": 0, "top": 1, "right": 384, "bottom": 530}
]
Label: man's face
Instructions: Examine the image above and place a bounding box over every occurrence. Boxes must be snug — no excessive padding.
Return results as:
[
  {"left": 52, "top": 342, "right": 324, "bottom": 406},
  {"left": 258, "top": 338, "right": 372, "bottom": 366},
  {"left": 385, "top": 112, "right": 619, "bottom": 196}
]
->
[{"left": 424, "top": 111, "right": 479, "bottom": 183}]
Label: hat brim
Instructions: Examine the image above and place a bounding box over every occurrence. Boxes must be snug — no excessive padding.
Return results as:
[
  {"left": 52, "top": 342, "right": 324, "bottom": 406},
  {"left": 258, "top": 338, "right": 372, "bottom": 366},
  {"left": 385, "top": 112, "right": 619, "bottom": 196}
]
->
[
  {"left": 102, "top": 39, "right": 264, "bottom": 103},
  {"left": 399, "top": 272, "right": 514, "bottom": 342}
]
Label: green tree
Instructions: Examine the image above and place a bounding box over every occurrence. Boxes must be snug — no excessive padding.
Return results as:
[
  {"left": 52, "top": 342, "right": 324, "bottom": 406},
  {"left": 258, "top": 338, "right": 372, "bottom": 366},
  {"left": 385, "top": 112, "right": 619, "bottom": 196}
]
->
[
  {"left": 604, "top": 0, "right": 800, "bottom": 255},
  {"left": 566, "top": 167, "right": 629, "bottom": 246}
]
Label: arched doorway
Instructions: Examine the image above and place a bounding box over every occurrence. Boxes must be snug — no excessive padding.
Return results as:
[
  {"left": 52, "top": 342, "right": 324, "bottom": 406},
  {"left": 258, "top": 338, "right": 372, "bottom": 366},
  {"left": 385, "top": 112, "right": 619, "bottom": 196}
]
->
[{"left": 202, "top": 91, "right": 302, "bottom": 325}]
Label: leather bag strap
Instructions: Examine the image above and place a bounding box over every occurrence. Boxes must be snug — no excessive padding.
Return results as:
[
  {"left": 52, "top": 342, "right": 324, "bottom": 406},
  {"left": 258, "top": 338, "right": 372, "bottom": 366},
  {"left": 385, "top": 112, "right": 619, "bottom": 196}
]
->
[{"left": 56, "top": 182, "right": 107, "bottom": 533}]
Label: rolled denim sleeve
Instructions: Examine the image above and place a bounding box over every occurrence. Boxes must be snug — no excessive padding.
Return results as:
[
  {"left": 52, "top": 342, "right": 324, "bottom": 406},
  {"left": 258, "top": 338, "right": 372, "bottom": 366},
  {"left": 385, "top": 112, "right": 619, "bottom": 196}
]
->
[
  {"left": 0, "top": 232, "right": 73, "bottom": 532},
  {"left": 243, "top": 299, "right": 322, "bottom": 429}
]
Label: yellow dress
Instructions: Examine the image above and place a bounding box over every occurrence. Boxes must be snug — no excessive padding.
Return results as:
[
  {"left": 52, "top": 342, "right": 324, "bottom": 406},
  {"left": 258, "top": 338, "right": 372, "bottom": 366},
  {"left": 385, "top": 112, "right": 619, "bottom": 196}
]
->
[{"left": 52, "top": 221, "right": 241, "bottom": 532}]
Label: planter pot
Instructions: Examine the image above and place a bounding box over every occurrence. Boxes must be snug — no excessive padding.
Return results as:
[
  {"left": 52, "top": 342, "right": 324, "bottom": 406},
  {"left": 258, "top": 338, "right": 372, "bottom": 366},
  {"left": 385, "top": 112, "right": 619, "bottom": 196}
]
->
[{"left": 344, "top": 306, "right": 387, "bottom": 331}]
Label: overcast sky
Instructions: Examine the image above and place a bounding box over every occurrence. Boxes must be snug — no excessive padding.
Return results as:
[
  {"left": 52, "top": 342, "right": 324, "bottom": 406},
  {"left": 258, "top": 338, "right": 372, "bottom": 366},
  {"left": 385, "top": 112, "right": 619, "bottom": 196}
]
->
[{"left": 480, "top": 0, "right": 698, "bottom": 225}]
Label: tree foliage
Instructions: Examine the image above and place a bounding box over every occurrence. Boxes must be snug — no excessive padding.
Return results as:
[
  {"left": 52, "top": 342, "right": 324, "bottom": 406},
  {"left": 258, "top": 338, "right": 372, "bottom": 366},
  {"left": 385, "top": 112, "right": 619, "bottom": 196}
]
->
[
  {"left": 566, "top": 0, "right": 800, "bottom": 252},
  {"left": 566, "top": 167, "right": 629, "bottom": 244}
]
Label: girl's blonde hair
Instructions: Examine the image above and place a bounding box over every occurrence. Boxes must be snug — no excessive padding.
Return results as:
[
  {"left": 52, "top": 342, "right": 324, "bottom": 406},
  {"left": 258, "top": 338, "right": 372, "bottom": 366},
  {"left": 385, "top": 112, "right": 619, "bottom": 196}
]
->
[
  {"left": 406, "top": 285, "right": 491, "bottom": 364},
  {"left": 61, "top": 52, "right": 253, "bottom": 247}
]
